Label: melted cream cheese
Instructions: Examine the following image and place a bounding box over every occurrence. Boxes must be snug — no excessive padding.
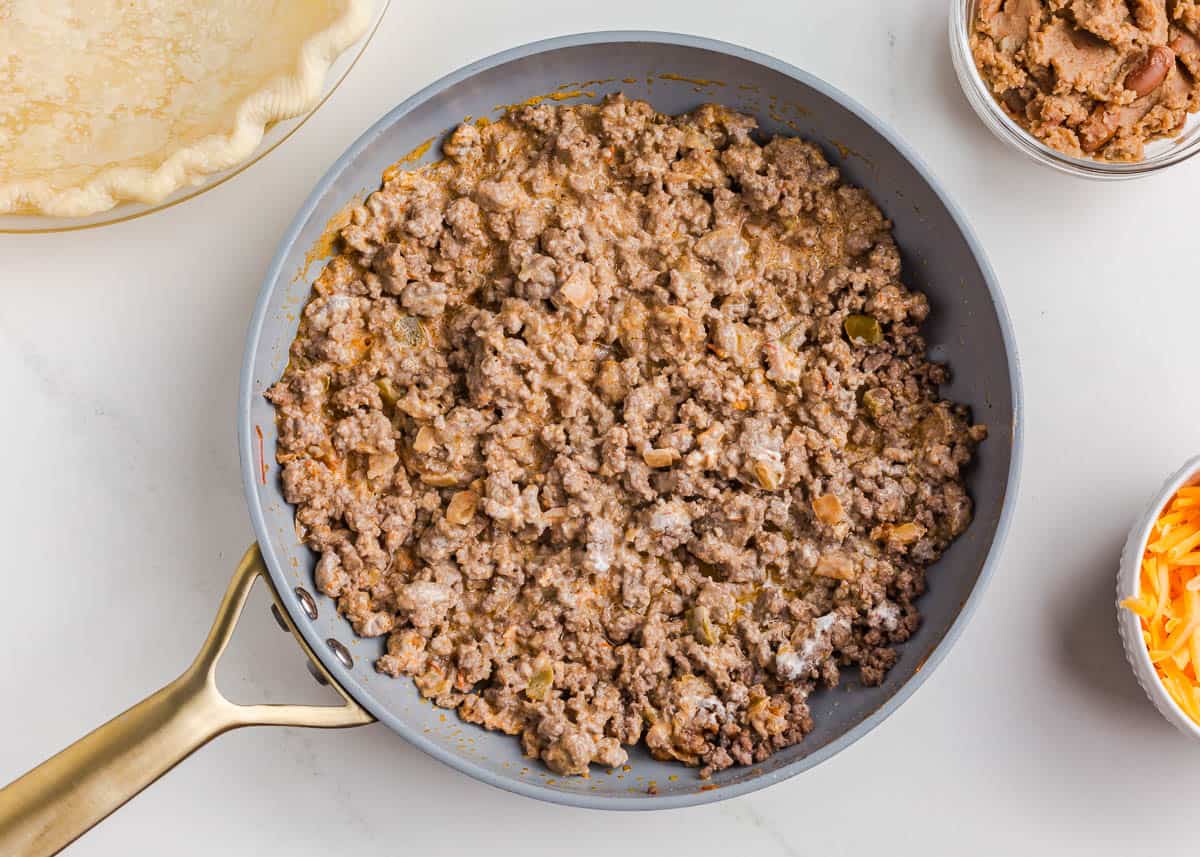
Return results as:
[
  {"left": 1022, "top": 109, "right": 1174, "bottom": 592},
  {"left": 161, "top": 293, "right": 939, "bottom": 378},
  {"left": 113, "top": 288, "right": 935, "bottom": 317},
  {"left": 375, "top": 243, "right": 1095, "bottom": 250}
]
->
[{"left": 775, "top": 611, "right": 843, "bottom": 681}]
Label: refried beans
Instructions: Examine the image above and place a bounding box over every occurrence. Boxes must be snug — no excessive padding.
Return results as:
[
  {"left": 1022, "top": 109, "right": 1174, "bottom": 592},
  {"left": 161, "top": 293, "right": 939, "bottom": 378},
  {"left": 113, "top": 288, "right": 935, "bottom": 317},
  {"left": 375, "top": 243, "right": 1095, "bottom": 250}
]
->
[
  {"left": 266, "top": 95, "right": 986, "bottom": 777},
  {"left": 971, "top": 0, "right": 1200, "bottom": 161}
]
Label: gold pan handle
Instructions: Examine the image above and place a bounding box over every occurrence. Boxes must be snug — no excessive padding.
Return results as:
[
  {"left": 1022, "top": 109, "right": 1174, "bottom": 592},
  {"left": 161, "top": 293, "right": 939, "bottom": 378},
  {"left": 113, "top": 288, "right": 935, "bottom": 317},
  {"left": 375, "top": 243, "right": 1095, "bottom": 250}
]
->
[{"left": 0, "top": 545, "right": 373, "bottom": 856}]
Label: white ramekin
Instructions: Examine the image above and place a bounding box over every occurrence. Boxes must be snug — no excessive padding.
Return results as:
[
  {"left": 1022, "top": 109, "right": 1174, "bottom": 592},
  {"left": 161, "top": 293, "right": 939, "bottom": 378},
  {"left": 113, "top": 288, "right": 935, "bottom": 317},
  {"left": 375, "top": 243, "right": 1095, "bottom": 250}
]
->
[{"left": 1117, "top": 455, "right": 1200, "bottom": 741}]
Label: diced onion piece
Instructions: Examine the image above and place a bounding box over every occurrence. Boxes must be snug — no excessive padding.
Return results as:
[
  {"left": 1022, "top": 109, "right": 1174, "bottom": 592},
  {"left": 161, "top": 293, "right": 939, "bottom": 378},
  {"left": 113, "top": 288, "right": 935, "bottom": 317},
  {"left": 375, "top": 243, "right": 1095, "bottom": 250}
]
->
[
  {"left": 643, "top": 448, "right": 680, "bottom": 469},
  {"left": 413, "top": 425, "right": 437, "bottom": 454},
  {"left": 814, "top": 552, "right": 856, "bottom": 581},
  {"left": 811, "top": 494, "right": 843, "bottom": 525},
  {"left": 446, "top": 491, "right": 479, "bottom": 526}
]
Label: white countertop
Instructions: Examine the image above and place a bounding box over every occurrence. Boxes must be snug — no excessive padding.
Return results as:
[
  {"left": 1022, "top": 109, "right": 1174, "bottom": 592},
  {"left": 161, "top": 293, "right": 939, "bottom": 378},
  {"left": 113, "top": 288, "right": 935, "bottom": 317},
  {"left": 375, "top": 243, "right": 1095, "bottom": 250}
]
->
[{"left": 4, "top": 1, "right": 1200, "bottom": 854}]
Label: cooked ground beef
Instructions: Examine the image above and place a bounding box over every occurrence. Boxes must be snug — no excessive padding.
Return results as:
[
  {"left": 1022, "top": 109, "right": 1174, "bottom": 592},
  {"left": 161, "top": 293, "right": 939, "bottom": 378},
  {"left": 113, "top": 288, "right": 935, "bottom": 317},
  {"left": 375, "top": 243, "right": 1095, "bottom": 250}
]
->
[{"left": 266, "top": 95, "right": 986, "bottom": 777}]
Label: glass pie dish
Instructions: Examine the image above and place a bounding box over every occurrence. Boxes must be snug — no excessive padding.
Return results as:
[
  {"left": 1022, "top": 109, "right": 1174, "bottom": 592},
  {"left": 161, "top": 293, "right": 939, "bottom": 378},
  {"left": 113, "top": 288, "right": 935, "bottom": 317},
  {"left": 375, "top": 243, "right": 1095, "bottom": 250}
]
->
[{"left": 0, "top": 0, "right": 390, "bottom": 233}]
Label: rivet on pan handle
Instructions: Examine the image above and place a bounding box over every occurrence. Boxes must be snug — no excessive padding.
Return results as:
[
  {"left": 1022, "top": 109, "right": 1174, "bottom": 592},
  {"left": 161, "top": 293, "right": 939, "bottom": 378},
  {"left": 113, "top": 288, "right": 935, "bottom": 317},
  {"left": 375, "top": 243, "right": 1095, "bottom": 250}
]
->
[{"left": 0, "top": 545, "right": 374, "bottom": 857}]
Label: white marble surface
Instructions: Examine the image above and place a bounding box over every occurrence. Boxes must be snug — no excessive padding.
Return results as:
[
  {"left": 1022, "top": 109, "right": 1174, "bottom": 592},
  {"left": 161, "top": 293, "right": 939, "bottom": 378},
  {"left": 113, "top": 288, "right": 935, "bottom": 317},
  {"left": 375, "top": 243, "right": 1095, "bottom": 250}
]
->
[{"left": 4, "top": 1, "right": 1200, "bottom": 854}]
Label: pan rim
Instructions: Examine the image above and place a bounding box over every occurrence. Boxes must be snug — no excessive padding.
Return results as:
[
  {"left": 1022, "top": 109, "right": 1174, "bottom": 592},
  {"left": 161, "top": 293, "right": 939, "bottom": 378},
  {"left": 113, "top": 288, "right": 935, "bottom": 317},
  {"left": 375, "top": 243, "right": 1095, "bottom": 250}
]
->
[{"left": 239, "top": 29, "right": 1024, "bottom": 811}]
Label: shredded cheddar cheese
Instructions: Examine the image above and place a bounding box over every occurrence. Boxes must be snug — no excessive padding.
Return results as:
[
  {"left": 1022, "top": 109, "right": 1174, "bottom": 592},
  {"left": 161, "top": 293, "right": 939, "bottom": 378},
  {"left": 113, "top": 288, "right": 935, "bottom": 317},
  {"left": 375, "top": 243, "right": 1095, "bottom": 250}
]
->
[{"left": 1121, "top": 487, "right": 1200, "bottom": 725}]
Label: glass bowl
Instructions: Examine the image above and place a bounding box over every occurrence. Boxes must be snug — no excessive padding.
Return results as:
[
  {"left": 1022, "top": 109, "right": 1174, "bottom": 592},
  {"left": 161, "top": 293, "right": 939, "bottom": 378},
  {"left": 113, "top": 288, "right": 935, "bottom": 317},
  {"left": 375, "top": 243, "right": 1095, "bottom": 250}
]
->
[
  {"left": 950, "top": 0, "right": 1200, "bottom": 180},
  {"left": 0, "top": 0, "right": 390, "bottom": 234}
]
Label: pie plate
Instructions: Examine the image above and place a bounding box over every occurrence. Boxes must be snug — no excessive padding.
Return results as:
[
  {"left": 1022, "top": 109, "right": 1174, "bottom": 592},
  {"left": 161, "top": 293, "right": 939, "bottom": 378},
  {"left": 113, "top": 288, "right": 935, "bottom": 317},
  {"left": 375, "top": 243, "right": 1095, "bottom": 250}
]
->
[{"left": 0, "top": 0, "right": 389, "bottom": 233}]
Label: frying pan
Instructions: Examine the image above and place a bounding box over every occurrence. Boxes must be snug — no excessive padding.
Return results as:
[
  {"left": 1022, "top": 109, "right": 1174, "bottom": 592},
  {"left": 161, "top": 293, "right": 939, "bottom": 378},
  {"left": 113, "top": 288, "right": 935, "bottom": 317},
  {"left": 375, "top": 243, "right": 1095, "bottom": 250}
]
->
[{"left": 0, "top": 31, "right": 1022, "bottom": 855}]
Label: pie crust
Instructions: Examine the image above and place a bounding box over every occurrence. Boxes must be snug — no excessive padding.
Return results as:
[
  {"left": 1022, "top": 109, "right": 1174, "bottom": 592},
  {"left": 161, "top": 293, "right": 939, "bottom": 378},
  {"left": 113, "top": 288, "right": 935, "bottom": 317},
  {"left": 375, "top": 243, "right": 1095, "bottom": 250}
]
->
[{"left": 0, "top": 1, "right": 375, "bottom": 217}]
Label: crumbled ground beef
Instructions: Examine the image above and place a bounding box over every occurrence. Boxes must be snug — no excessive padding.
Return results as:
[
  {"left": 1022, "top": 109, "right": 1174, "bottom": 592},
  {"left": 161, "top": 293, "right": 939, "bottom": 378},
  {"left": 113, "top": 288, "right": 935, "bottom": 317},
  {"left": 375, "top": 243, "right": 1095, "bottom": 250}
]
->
[{"left": 267, "top": 95, "right": 986, "bottom": 777}]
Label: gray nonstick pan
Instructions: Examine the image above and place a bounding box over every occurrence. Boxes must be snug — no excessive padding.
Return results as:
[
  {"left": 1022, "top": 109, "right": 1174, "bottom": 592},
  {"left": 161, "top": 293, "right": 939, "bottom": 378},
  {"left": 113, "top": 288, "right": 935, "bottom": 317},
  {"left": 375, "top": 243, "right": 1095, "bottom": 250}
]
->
[{"left": 0, "top": 31, "right": 1022, "bottom": 855}]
